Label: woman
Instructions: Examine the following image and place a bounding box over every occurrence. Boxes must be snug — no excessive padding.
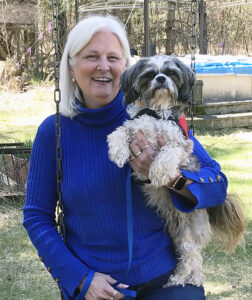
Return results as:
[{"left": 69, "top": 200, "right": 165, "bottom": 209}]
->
[{"left": 23, "top": 15, "right": 228, "bottom": 300}]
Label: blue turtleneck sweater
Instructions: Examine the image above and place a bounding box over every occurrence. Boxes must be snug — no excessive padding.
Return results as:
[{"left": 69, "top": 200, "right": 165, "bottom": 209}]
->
[{"left": 23, "top": 90, "right": 227, "bottom": 299}]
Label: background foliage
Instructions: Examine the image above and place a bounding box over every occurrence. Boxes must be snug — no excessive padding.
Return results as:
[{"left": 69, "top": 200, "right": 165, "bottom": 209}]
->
[{"left": 1, "top": 0, "right": 252, "bottom": 84}]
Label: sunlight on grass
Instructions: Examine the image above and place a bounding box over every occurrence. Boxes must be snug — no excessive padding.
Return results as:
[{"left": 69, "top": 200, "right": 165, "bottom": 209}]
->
[
  {"left": 0, "top": 84, "right": 55, "bottom": 143},
  {"left": 205, "top": 281, "right": 232, "bottom": 296}
]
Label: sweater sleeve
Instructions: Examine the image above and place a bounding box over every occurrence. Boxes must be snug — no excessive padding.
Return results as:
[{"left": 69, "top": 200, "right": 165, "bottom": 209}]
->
[
  {"left": 23, "top": 117, "right": 93, "bottom": 299},
  {"left": 170, "top": 131, "right": 228, "bottom": 213}
]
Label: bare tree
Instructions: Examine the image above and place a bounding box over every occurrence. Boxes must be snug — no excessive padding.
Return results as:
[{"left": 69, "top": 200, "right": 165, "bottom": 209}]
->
[{"left": 2, "top": 0, "right": 252, "bottom": 81}]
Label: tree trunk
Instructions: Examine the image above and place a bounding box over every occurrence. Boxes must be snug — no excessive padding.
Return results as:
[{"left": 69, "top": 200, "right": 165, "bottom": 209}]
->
[
  {"left": 199, "top": 0, "right": 207, "bottom": 54},
  {"left": 165, "top": 2, "right": 176, "bottom": 55},
  {"left": 58, "top": 2, "right": 68, "bottom": 58}
]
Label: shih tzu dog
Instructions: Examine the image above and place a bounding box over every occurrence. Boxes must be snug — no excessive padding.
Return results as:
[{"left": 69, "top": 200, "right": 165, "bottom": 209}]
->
[{"left": 107, "top": 55, "right": 245, "bottom": 286}]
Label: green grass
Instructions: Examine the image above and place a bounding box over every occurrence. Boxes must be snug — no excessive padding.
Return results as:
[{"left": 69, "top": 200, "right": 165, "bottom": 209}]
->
[
  {"left": 0, "top": 84, "right": 55, "bottom": 143},
  {"left": 0, "top": 86, "right": 251, "bottom": 299},
  {"left": 197, "top": 130, "right": 252, "bottom": 300},
  {"left": 0, "top": 198, "right": 59, "bottom": 300},
  {"left": 197, "top": 130, "right": 252, "bottom": 216}
]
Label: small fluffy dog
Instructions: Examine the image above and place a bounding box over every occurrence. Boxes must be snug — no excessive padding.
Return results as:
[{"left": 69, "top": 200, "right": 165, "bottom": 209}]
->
[{"left": 107, "top": 55, "right": 245, "bottom": 286}]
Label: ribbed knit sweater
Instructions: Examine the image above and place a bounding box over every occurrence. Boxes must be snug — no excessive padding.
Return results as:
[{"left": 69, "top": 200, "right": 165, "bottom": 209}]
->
[{"left": 23, "top": 90, "right": 228, "bottom": 299}]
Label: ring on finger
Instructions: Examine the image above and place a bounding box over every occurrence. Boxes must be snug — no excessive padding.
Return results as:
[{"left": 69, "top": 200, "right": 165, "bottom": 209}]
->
[
  {"left": 112, "top": 290, "right": 117, "bottom": 297},
  {"left": 142, "top": 144, "right": 150, "bottom": 150},
  {"left": 135, "top": 150, "right": 142, "bottom": 157}
]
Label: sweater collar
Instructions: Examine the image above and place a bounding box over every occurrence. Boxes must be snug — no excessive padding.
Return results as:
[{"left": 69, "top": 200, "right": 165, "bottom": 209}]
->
[{"left": 74, "top": 90, "right": 125, "bottom": 125}]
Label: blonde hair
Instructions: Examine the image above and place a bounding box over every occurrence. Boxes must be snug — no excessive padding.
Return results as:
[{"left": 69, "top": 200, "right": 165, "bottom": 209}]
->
[{"left": 59, "top": 15, "right": 133, "bottom": 118}]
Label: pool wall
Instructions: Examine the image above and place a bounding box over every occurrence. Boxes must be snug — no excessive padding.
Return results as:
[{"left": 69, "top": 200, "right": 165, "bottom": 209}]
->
[{"left": 196, "top": 73, "right": 252, "bottom": 101}]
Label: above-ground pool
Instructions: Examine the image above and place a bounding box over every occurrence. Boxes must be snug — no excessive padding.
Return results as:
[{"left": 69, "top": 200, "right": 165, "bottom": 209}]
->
[{"left": 180, "top": 55, "right": 252, "bottom": 101}]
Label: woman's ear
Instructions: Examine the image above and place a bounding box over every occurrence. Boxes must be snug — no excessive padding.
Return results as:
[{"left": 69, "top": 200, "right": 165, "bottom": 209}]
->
[{"left": 68, "top": 58, "right": 75, "bottom": 78}]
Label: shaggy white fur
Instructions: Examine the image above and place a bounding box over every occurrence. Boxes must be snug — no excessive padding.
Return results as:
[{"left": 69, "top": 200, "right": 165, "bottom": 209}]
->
[{"left": 107, "top": 105, "right": 211, "bottom": 286}]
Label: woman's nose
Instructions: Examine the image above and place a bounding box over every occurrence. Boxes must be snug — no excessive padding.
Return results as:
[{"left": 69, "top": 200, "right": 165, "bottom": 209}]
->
[{"left": 97, "top": 57, "right": 110, "bottom": 71}]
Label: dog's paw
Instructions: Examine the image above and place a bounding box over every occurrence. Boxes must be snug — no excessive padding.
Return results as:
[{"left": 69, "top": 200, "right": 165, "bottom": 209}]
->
[
  {"left": 163, "top": 273, "right": 203, "bottom": 288},
  {"left": 149, "top": 172, "right": 171, "bottom": 188},
  {"left": 148, "top": 145, "right": 189, "bottom": 187},
  {"left": 107, "top": 127, "right": 131, "bottom": 168},
  {"left": 163, "top": 274, "right": 186, "bottom": 287},
  {"left": 184, "top": 272, "right": 205, "bottom": 287},
  {"left": 149, "top": 159, "right": 179, "bottom": 187}
]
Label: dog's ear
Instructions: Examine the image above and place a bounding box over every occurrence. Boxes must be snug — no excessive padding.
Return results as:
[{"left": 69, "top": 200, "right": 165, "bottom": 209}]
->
[
  {"left": 175, "top": 59, "right": 196, "bottom": 104},
  {"left": 120, "top": 65, "right": 139, "bottom": 104},
  {"left": 120, "top": 58, "right": 149, "bottom": 104}
]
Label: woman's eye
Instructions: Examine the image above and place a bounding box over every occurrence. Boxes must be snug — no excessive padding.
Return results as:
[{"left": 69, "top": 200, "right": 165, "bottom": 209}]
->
[
  {"left": 108, "top": 56, "right": 119, "bottom": 61},
  {"left": 85, "top": 55, "right": 97, "bottom": 60}
]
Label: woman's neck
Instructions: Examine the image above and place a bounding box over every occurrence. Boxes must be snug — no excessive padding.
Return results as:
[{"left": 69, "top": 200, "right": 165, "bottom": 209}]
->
[{"left": 74, "top": 90, "right": 126, "bottom": 125}]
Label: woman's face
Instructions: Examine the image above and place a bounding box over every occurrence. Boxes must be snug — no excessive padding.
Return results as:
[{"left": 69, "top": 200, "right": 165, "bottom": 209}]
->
[{"left": 71, "top": 30, "right": 126, "bottom": 109}]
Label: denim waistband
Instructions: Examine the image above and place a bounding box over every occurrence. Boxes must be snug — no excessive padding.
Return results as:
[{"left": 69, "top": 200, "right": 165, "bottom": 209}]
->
[{"left": 130, "top": 270, "right": 174, "bottom": 296}]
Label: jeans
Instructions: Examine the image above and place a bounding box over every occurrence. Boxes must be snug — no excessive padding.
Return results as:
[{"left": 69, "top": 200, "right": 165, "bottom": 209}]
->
[
  {"left": 124, "top": 271, "right": 206, "bottom": 300},
  {"left": 61, "top": 271, "right": 206, "bottom": 300}
]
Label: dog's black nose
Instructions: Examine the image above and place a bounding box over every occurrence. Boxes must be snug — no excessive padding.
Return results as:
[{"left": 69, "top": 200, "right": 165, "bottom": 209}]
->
[{"left": 156, "top": 75, "right": 166, "bottom": 83}]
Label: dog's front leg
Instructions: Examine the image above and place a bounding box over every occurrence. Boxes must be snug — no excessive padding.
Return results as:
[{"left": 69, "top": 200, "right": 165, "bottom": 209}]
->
[
  {"left": 107, "top": 126, "right": 131, "bottom": 168},
  {"left": 149, "top": 145, "right": 186, "bottom": 188}
]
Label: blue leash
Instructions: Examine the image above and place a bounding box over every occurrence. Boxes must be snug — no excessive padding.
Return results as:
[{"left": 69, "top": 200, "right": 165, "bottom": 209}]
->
[{"left": 112, "top": 166, "right": 136, "bottom": 298}]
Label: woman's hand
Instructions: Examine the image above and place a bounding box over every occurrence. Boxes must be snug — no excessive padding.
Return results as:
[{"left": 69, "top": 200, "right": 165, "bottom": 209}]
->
[
  {"left": 129, "top": 130, "right": 197, "bottom": 203},
  {"left": 129, "top": 130, "right": 165, "bottom": 177},
  {"left": 81, "top": 272, "right": 128, "bottom": 300}
]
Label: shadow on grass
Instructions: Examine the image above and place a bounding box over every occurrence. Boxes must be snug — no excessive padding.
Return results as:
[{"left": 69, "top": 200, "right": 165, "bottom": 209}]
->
[
  {"left": 204, "top": 145, "right": 248, "bottom": 160},
  {"left": 195, "top": 126, "right": 252, "bottom": 137}
]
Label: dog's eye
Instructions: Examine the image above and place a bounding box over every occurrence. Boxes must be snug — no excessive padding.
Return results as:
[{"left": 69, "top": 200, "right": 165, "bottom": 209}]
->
[
  {"left": 143, "top": 71, "right": 157, "bottom": 78},
  {"left": 165, "top": 70, "right": 175, "bottom": 76}
]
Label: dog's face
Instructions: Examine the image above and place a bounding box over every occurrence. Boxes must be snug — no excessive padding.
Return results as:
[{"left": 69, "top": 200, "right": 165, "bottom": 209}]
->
[{"left": 120, "top": 55, "right": 196, "bottom": 110}]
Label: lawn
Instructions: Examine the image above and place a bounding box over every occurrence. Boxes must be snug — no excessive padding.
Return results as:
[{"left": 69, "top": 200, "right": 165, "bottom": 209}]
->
[
  {"left": 197, "top": 131, "right": 252, "bottom": 300},
  {"left": 0, "top": 84, "right": 55, "bottom": 143},
  {"left": 0, "top": 85, "right": 251, "bottom": 299},
  {"left": 0, "top": 199, "right": 59, "bottom": 300}
]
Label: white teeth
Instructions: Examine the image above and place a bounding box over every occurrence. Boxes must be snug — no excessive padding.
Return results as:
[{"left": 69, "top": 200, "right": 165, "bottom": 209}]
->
[{"left": 93, "top": 77, "right": 111, "bottom": 82}]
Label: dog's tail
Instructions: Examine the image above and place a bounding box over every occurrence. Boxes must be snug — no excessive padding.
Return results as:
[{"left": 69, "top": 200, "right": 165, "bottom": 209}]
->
[{"left": 207, "top": 193, "right": 246, "bottom": 252}]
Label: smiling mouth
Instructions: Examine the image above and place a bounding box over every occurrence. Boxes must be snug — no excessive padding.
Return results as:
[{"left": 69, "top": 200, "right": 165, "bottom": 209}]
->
[{"left": 93, "top": 77, "right": 112, "bottom": 82}]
